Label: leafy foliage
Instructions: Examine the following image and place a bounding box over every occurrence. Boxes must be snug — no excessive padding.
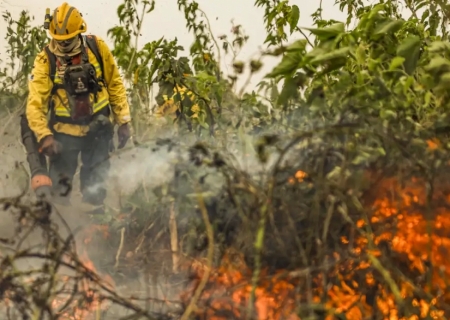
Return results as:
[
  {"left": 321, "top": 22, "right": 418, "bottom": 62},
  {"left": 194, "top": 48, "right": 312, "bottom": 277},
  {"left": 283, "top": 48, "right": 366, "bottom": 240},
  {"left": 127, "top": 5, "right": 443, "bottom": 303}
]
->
[{"left": 0, "top": 10, "right": 48, "bottom": 110}]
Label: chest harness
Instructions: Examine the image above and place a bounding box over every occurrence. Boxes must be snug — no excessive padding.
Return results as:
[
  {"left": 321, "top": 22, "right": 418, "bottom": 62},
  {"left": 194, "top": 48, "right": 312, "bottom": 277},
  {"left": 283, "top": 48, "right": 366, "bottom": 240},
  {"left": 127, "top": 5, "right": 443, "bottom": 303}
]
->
[{"left": 44, "top": 35, "right": 108, "bottom": 125}]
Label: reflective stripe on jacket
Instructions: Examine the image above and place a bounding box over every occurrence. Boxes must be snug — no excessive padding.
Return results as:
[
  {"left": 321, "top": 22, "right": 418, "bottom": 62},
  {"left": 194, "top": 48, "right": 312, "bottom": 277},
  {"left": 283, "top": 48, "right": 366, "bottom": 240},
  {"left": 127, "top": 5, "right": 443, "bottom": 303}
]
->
[
  {"left": 26, "top": 36, "right": 131, "bottom": 143},
  {"left": 155, "top": 85, "right": 198, "bottom": 118}
]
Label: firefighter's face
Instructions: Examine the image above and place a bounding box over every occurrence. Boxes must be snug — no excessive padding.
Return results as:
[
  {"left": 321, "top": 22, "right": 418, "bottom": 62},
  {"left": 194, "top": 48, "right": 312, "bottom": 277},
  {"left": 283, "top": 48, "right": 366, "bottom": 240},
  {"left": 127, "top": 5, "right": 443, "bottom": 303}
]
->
[{"left": 56, "top": 36, "right": 77, "bottom": 48}]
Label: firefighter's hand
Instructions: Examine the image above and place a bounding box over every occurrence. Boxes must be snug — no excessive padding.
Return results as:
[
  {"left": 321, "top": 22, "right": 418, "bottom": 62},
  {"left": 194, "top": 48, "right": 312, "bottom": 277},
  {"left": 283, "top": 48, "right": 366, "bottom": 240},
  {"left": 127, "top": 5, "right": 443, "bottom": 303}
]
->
[
  {"left": 39, "top": 135, "right": 61, "bottom": 156},
  {"left": 117, "top": 123, "right": 130, "bottom": 149}
]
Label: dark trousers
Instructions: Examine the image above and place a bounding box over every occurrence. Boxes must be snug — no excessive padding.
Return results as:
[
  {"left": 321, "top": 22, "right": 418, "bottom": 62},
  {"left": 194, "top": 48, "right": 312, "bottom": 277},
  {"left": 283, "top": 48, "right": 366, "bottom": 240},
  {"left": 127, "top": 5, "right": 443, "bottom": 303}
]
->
[{"left": 48, "top": 131, "right": 111, "bottom": 206}]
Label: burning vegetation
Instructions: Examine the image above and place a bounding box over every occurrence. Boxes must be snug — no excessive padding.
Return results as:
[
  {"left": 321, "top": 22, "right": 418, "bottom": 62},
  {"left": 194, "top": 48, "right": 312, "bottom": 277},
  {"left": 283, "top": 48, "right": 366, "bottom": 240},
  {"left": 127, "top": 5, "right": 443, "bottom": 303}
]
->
[
  {"left": 2, "top": 133, "right": 450, "bottom": 320},
  {"left": 179, "top": 173, "right": 450, "bottom": 319},
  {"left": 0, "top": 198, "right": 160, "bottom": 319}
]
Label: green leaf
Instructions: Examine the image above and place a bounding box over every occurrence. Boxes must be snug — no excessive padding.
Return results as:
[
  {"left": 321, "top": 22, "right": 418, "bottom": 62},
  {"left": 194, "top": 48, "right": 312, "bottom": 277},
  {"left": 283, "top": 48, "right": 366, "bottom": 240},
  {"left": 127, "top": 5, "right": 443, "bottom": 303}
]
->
[
  {"left": 373, "top": 19, "right": 404, "bottom": 35},
  {"left": 389, "top": 56, "right": 405, "bottom": 71},
  {"left": 396, "top": 35, "right": 421, "bottom": 74},
  {"left": 286, "top": 39, "right": 307, "bottom": 52},
  {"left": 277, "top": 76, "right": 298, "bottom": 105},
  {"left": 377, "top": 147, "right": 386, "bottom": 156},
  {"left": 355, "top": 44, "right": 366, "bottom": 65},
  {"left": 380, "top": 109, "right": 397, "bottom": 119},
  {"left": 326, "top": 166, "right": 342, "bottom": 180},
  {"left": 368, "top": 3, "right": 386, "bottom": 19},
  {"left": 310, "top": 47, "right": 350, "bottom": 64},
  {"left": 352, "top": 152, "right": 371, "bottom": 165},
  {"left": 424, "top": 57, "right": 450, "bottom": 74},
  {"left": 266, "top": 51, "right": 302, "bottom": 78},
  {"left": 288, "top": 5, "right": 300, "bottom": 34},
  {"left": 199, "top": 121, "right": 209, "bottom": 129},
  {"left": 428, "top": 41, "right": 450, "bottom": 53},
  {"left": 424, "top": 91, "right": 432, "bottom": 107},
  {"left": 439, "top": 72, "right": 450, "bottom": 86},
  {"left": 303, "top": 22, "right": 345, "bottom": 40},
  {"left": 305, "top": 47, "right": 327, "bottom": 59}
]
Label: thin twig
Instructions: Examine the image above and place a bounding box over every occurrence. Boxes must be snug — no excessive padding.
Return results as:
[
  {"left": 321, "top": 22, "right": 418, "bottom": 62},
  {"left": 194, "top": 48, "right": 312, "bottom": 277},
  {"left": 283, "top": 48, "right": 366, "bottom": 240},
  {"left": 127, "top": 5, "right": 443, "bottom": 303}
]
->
[
  {"left": 169, "top": 200, "right": 179, "bottom": 272},
  {"left": 114, "top": 227, "right": 126, "bottom": 270}
]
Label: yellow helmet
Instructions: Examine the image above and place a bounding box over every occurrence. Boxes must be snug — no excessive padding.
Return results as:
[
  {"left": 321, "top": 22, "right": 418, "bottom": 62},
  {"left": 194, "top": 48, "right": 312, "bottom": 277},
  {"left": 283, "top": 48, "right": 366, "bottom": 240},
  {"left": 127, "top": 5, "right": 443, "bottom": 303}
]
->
[{"left": 48, "top": 2, "right": 87, "bottom": 41}]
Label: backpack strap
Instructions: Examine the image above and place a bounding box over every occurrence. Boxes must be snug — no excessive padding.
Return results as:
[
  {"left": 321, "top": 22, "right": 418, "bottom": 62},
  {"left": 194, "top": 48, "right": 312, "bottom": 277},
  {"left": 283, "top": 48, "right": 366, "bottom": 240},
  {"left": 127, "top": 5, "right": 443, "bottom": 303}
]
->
[
  {"left": 45, "top": 46, "right": 56, "bottom": 83},
  {"left": 44, "top": 45, "right": 65, "bottom": 95},
  {"left": 83, "top": 35, "right": 105, "bottom": 84},
  {"left": 44, "top": 45, "right": 64, "bottom": 127}
]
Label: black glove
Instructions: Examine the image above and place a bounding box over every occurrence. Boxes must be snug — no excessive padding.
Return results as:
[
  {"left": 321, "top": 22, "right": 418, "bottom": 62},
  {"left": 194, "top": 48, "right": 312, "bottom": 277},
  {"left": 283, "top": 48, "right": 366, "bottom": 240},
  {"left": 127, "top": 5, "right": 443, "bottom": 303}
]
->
[
  {"left": 39, "top": 135, "right": 62, "bottom": 156},
  {"left": 117, "top": 123, "right": 130, "bottom": 149}
]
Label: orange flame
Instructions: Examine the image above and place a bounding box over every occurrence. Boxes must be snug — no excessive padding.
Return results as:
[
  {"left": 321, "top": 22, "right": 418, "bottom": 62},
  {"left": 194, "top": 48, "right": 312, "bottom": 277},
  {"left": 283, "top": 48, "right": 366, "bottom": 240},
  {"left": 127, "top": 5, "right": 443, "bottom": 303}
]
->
[
  {"left": 51, "top": 223, "right": 115, "bottom": 319},
  {"left": 181, "top": 175, "right": 450, "bottom": 319}
]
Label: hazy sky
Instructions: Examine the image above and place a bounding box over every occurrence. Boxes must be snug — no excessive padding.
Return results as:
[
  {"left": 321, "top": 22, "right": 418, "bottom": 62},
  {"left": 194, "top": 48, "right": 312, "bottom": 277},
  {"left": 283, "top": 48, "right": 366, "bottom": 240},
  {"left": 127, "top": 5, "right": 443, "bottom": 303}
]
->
[{"left": 0, "top": 0, "right": 413, "bottom": 92}]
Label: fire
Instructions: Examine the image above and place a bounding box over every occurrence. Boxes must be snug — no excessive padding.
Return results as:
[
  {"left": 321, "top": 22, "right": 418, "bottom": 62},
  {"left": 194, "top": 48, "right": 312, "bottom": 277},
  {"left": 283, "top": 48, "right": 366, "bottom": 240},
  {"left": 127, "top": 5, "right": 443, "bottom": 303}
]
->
[
  {"left": 181, "top": 175, "right": 450, "bottom": 319},
  {"left": 0, "top": 221, "right": 116, "bottom": 319},
  {"left": 360, "top": 177, "right": 449, "bottom": 319},
  {"left": 288, "top": 170, "right": 307, "bottom": 184},
  {"left": 50, "top": 223, "right": 115, "bottom": 319},
  {"left": 182, "top": 252, "right": 300, "bottom": 320}
]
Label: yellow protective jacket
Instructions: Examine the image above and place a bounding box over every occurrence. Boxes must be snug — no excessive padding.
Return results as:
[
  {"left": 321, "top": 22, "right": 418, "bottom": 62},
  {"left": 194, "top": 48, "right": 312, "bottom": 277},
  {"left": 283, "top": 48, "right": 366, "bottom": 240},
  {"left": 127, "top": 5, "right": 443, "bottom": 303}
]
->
[
  {"left": 26, "top": 35, "right": 131, "bottom": 143},
  {"left": 155, "top": 84, "right": 199, "bottom": 119}
]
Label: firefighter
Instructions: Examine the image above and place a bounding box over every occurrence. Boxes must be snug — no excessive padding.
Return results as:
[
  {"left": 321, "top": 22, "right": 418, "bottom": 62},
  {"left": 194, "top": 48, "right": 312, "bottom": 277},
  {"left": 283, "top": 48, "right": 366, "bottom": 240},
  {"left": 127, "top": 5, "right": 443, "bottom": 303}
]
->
[
  {"left": 25, "top": 2, "right": 131, "bottom": 214},
  {"left": 154, "top": 57, "right": 199, "bottom": 123}
]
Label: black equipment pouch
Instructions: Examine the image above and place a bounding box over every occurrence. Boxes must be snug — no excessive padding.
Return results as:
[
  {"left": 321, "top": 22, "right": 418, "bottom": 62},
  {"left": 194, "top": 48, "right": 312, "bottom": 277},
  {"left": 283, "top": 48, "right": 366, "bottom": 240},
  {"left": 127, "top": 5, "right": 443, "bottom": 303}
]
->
[{"left": 63, "top": 59, "right": 99, "bottom": 122}]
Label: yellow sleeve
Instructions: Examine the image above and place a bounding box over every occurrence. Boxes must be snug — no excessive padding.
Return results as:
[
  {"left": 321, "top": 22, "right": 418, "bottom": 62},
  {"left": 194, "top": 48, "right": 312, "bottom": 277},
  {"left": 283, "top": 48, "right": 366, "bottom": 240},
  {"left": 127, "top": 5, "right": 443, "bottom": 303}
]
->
[
  {"left": 95, "top": 36, "right": 131, "bottom": 126},
  {"left": 26, "top": 50, "right": 53, "bottom": 143}
]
